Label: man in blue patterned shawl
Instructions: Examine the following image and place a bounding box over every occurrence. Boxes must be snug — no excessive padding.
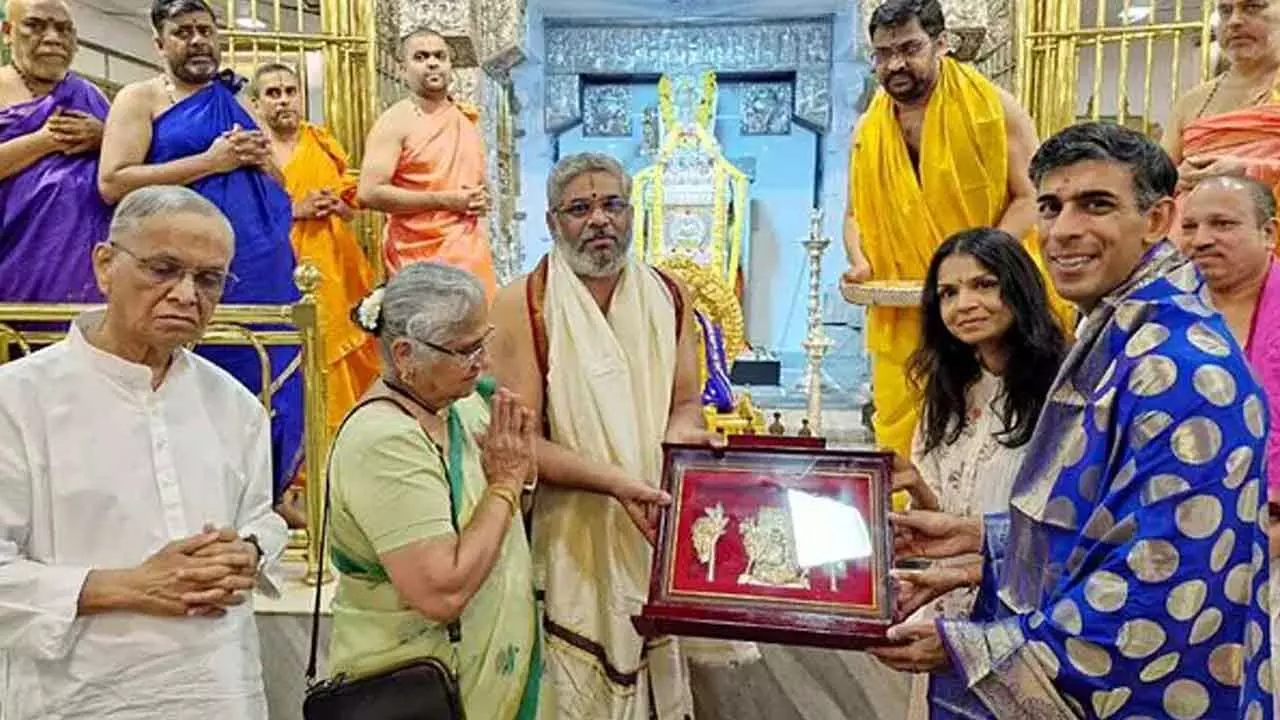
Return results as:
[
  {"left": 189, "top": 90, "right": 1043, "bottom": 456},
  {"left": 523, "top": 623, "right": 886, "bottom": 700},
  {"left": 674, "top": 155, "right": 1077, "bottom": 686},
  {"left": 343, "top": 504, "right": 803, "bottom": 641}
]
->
[{"left": 871, "top": 122, "right": 1273, "bottom": 720}]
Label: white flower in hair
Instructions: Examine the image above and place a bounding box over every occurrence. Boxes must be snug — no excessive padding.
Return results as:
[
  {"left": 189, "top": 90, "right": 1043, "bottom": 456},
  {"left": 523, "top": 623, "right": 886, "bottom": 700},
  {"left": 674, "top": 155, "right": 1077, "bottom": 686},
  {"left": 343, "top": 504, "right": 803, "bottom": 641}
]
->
[{"left": 355, "top": 287, "right": 386, "bottom": 333}]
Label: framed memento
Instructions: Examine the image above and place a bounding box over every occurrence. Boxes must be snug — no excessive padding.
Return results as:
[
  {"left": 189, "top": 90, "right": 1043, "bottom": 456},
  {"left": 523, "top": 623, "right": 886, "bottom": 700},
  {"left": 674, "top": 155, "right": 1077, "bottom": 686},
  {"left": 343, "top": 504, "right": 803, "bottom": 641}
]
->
[{"left": 632, "top": 443, "right": 895, "bottom": 650}]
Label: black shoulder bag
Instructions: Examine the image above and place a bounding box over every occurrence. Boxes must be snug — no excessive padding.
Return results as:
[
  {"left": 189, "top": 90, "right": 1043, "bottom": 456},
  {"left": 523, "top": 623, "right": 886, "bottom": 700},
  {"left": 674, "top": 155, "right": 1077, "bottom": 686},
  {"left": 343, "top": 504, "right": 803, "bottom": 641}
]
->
[{"left": 302, "top": 395, "right": 466, "bottom": 720}]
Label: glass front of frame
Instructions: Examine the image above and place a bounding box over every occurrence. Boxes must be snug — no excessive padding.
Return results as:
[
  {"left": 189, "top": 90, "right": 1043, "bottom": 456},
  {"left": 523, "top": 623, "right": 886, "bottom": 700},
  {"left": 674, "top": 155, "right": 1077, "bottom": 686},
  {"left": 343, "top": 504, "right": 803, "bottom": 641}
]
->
[{"left": 638, "top": 443, "right": 895, "bottom": 648}]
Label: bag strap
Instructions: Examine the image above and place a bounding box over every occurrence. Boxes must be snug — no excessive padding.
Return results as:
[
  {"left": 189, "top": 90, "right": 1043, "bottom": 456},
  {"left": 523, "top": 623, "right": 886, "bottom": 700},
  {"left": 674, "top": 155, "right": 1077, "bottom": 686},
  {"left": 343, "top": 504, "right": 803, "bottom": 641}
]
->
[{"left": 305, "top": 390, "right": 466, "bottom": 684}]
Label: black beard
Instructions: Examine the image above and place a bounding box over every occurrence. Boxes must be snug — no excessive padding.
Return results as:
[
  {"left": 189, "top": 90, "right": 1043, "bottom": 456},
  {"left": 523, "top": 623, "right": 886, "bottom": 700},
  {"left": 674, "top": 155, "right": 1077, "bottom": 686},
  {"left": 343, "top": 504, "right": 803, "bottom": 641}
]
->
[{"left": 883, "top": 73, "right": 930, "bottom": 104}]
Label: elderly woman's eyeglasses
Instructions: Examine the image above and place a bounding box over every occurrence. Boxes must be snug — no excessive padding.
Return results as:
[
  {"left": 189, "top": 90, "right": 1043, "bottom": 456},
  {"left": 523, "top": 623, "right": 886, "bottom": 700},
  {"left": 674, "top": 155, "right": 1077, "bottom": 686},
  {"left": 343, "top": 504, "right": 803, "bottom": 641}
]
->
[
  {"left": 421, "top": 326, "right": 494, "bottom": 367},
  {"left": 556, "top": 197, "right": 630, "bottom": 219},
  {"left": 112, "top": 243, "right": 237, "bottom": 297}
]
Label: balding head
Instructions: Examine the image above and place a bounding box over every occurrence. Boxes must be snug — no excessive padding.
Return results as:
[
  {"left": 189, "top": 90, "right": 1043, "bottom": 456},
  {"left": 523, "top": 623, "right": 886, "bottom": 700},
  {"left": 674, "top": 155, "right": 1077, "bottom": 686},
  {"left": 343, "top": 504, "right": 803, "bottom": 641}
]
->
[
  {"left": 1178, "top": 174, "right": 1278, "bottom": 293},
  {"left": 3, "top": 0, "right": 76, "bottom": 83},
  {"left": 1194, "top": 174, "right": 1277, "bottom": 227},
  {"left": 399, "top": 27, "right": 452, "bottom": 100},
  {"left": 93, "top": 186, "right": 236, "bottom": 354}
]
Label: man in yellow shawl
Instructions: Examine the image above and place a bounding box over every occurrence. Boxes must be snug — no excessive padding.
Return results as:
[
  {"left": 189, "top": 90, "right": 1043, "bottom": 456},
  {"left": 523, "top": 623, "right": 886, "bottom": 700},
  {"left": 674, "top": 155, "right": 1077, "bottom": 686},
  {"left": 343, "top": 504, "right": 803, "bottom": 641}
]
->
[
  {"left": 251, "top": 63, "right": 380, "bottom": 443},
  {"left": 842, "top": 0, "right": 1068, "bottom": 458}
]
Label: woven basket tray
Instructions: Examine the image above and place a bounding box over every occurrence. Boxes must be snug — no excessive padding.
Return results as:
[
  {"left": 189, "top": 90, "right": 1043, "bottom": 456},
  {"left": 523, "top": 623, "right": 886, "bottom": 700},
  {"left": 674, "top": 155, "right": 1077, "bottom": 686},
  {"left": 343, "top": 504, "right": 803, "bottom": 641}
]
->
[{"left": 841, "top": 280, "right": 924, "bottom": 307}]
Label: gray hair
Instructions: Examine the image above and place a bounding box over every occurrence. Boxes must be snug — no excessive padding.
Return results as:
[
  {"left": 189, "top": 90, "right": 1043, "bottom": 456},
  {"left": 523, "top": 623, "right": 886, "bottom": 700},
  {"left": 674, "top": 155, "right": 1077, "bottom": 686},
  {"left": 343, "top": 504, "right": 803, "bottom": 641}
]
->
[
  {"left": 377, "top": 262, "right": 485, "bottom": 361},
  {"left": 547, "top": 152, "right": 632, "bottom": 209},
  {"left": 108, "top": 185, "right": 234, "bottom": 246},
  {"left": 249, "top": 61, "right": 297, "bottom": 99}
]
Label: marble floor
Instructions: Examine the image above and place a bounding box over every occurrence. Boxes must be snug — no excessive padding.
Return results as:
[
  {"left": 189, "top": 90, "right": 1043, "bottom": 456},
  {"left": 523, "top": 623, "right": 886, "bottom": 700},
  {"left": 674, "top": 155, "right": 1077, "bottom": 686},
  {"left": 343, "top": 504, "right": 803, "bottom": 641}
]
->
[
  {"left": 256, "top": 399, "right": 898, "bottom": 719},
  {"left": 259, "top": 550, "right": 909, "bottom": 720}
]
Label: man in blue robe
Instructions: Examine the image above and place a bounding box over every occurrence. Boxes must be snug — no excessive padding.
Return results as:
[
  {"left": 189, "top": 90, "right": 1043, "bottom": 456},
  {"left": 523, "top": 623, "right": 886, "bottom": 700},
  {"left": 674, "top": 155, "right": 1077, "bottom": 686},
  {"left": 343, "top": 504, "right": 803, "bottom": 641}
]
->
[
  {"left": 0, "top": 0, "right": 110, "bottom": 302},
  {"left": 97, "top": 0, "right": 301, "bottom": 501},
  {"left": 872, "top": 122, "right": 1273, "bottom": 719}
]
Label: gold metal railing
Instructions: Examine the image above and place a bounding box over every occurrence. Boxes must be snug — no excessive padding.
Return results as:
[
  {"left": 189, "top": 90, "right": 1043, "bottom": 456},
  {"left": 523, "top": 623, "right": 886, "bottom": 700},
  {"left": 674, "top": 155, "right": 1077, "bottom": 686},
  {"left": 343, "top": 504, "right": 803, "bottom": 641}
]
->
[
  {"left": 0, "top": 265, "right": 331, "bottom": 585},
  {"left": 1016, "top": 0, "right": 1215, "bottom": 139}
]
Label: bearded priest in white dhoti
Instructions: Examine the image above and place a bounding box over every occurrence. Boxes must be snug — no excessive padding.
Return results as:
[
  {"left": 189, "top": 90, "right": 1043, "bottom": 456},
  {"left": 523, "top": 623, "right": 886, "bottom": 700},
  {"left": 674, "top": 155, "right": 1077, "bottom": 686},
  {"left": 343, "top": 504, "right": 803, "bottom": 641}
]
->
[
  {"left": 492, "top": 153, "right": 756, "bottom": 719},
  {"left": 0, "top": 186, "right": 285, "bottom": 719}
]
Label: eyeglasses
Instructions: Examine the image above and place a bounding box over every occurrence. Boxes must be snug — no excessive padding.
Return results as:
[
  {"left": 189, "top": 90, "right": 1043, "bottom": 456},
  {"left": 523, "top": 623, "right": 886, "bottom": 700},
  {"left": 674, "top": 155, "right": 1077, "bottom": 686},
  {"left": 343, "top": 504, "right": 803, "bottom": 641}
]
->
[
  {"left": 556, "top": 197, "right": 630, "bottom": 219},
  {"left": 420, "top": 326, "right": 494, "bottom": 367},
  {"left": 871, "top": 39, "right": 931, "bottom": 67},
  {"left": 111, "top": 242, "right": 237, "bottom": 298}
]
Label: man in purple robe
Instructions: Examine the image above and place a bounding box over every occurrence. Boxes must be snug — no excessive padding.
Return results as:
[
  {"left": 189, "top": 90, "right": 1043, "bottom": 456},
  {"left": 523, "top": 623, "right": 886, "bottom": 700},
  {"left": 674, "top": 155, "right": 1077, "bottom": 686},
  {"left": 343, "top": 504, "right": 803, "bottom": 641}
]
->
[{"left": 0, "top": 0, "right": 110, "bottom": 302}]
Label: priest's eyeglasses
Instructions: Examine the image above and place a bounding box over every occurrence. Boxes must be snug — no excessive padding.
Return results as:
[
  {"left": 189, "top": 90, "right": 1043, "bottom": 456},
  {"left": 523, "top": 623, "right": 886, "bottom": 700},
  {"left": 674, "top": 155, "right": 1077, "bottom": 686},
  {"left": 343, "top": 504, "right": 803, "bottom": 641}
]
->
[
  {"left": 420, "top": 326, "right": 494, "bottom": 367},
  {"left": 111, "top": 243, "right": 238, "bottom": 297},
  {"left": 557, "top": 197, "right": 630, "bottom": 219}
]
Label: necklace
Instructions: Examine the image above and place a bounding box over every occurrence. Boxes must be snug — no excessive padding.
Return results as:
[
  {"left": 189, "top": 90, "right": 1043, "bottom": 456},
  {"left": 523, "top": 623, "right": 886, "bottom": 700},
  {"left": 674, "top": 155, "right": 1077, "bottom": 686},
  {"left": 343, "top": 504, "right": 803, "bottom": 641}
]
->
[
  {"left": 162, "top": 76, "right": 179, "bottom": 105},
  {"left": 1195, "top": 67, "right": 1279, "bottom": 119},
  {"left": 12, "top": 65, "right": 50, "bottom": 98}
]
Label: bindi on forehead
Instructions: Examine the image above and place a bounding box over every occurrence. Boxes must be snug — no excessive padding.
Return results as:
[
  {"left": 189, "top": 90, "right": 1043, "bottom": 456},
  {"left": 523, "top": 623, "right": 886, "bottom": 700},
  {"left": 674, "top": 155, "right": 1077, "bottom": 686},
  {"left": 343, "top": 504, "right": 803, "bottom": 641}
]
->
[{"left": 566, "top": 172, "right": 622, "bottom": 200}]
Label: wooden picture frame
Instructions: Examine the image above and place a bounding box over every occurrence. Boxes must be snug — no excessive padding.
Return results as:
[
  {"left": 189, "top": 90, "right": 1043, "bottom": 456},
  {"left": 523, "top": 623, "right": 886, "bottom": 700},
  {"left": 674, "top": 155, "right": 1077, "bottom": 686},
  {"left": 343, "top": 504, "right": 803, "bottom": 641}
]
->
[{"left": 633, "top": 443, "right": 896, "bottom": 650}]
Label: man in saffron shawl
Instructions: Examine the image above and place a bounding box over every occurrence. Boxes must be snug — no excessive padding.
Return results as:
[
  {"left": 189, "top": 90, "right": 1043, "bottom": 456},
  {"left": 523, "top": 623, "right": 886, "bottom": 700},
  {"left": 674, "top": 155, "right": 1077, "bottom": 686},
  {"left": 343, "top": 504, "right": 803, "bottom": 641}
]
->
[
  {"left": 0, "top": 0, "right": 110, "bottom": 302},
  {"left": 251, "top": 62, "right": 378, "bottom": 440},
  {"left": 872, "top": 123, "right": 1273, "bottom": 719},
  {"left": 841, "top": 0, "right": 1069, "bottom": 459},
  {"left": 357, "top": 28, "right": 495, "bottom": 300},
  {"left": 97, "top": 0, "right": 302, "bottom": 502},
  {"left": 1164, "top": 0, "right": 1280, "bottom": 203}
]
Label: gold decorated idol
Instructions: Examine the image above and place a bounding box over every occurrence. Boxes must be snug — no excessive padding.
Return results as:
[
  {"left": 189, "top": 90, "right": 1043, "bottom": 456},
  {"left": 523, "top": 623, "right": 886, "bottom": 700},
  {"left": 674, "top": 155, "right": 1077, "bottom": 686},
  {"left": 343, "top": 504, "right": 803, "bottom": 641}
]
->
[
  {"left": 632, "top": 70, "right": 766, "bottom": 436},
  {"left": 738, "top": 506, "right": 809, "bottom": 589},
  {"left": 691, "top": 503, "right": 729, "bottom": 581}
]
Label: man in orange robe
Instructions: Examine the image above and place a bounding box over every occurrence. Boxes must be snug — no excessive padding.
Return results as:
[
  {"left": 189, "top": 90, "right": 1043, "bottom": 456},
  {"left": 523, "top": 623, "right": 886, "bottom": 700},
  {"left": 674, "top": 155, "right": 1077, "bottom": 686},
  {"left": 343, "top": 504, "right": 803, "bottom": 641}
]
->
[
  {"left": 252, "top": 62, "right": 380, "bottom": 441},
  {"left": 357, "top": 27, "right": 495, "bottom": 299}
]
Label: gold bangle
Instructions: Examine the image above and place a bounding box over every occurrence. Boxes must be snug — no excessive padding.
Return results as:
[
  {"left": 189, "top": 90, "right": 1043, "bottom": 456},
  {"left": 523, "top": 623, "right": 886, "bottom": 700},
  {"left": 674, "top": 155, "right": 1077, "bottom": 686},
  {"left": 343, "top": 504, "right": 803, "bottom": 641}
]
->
[{"left": 487, "top": 485, "right": 519, "bottom": 517}]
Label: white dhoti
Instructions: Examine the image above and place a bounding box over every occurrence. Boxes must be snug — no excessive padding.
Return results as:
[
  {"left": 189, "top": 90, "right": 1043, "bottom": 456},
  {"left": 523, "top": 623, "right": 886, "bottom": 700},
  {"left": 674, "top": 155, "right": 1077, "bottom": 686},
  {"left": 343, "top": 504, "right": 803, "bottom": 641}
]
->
[{"left": 535, "top": 249, "right": 694, "bottom": 720}]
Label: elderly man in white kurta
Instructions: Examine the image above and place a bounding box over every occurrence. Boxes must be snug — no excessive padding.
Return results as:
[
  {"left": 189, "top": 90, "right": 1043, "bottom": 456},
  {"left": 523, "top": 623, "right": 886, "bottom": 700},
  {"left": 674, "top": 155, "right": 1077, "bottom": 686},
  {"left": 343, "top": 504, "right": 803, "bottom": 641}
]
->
[{"left": 0, "top": 185, "right": 286, "bottom": 719}]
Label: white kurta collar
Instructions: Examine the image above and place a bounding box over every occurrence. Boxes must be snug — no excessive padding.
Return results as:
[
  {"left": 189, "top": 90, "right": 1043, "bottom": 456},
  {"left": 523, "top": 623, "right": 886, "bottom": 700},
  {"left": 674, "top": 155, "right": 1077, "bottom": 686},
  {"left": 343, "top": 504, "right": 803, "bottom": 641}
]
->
[{"left": 67, "top": 310, "right": 188, "bottom": 393}]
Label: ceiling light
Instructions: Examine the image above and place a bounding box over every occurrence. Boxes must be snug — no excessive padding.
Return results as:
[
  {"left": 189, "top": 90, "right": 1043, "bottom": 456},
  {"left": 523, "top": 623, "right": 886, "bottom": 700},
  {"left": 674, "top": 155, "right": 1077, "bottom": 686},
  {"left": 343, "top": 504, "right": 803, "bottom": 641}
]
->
[
  {"left": 1120, "top": 5, "right": 1154, "bottom": 22},
  {"left": 235, "top": 16, "right": 268, "bottom": 30}
]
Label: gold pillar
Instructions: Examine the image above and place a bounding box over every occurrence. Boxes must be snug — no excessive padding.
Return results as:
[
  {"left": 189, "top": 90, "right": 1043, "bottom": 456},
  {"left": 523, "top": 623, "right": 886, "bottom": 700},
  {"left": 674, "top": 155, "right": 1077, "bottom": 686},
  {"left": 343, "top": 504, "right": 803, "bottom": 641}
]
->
[{"left": 219, "top": 0, "right": 377, "bottom": 582}]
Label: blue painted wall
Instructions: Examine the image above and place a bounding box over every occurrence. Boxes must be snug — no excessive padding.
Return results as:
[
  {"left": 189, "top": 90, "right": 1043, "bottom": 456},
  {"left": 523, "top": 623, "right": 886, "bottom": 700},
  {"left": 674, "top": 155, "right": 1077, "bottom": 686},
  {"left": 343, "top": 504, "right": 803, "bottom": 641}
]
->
[
  {"left": 511, "top": 2, "right": 873, "bottom": 401},
  {"left": 555, "top": 81, "right": 821, "bottom": 352}
]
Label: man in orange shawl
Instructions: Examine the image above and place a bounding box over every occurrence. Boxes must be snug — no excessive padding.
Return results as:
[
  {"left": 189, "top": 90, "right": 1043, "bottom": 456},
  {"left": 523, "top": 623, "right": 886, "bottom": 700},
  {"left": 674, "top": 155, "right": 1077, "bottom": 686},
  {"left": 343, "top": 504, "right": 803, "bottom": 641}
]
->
[
  {"left": 252, "top": 62, "right": 379, "bottom": 442},
  {"left": 1164, "top": 0, "right": 1280, "bottom": 217},
  {"left": 842, "top": 0, "right": 1069, "bottom": 460},
  {"left": 357, "top": 27, "right": 495, "bottom": 299}
]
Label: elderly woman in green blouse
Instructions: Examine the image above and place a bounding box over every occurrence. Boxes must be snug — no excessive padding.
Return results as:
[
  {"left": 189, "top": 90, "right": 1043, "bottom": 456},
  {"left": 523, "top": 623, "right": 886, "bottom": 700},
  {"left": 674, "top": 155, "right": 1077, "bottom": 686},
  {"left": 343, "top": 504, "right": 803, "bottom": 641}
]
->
[{"left": 326, "top": 261, "right": 539, "bottom": 719}]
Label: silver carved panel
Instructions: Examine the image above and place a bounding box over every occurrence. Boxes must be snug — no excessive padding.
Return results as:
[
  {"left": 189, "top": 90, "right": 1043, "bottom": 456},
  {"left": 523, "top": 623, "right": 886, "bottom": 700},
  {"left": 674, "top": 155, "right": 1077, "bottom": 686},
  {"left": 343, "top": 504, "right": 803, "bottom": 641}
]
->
[
  {"left": 740, "top": 83, "right": 792, "bottom": 135},
  {"left": 398, "top": 0, "right": 477, "bottom": 67},
  {"left": 399, "top": 0, "right": 468, "bottom": 36},
  {"left": 543, "top": 19, "right": 833, "bottom": 134},
  {"left": 474, "top": 0, "right": 527, "bottom": 73},
  {"left": 545, "top": 75, "right": 581, "bottom": 133},
  {"left": 544, "top": 20, "right": 832, "bottom": 74},
  {"left": 794, "top": 70, "right": 829, "bottom": 129},
  {"left": 583, "top": 85, "right": 633, "bottom": 137},
  {"left": 452, "top": 68, "right": 484, "bottom": 107}
]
